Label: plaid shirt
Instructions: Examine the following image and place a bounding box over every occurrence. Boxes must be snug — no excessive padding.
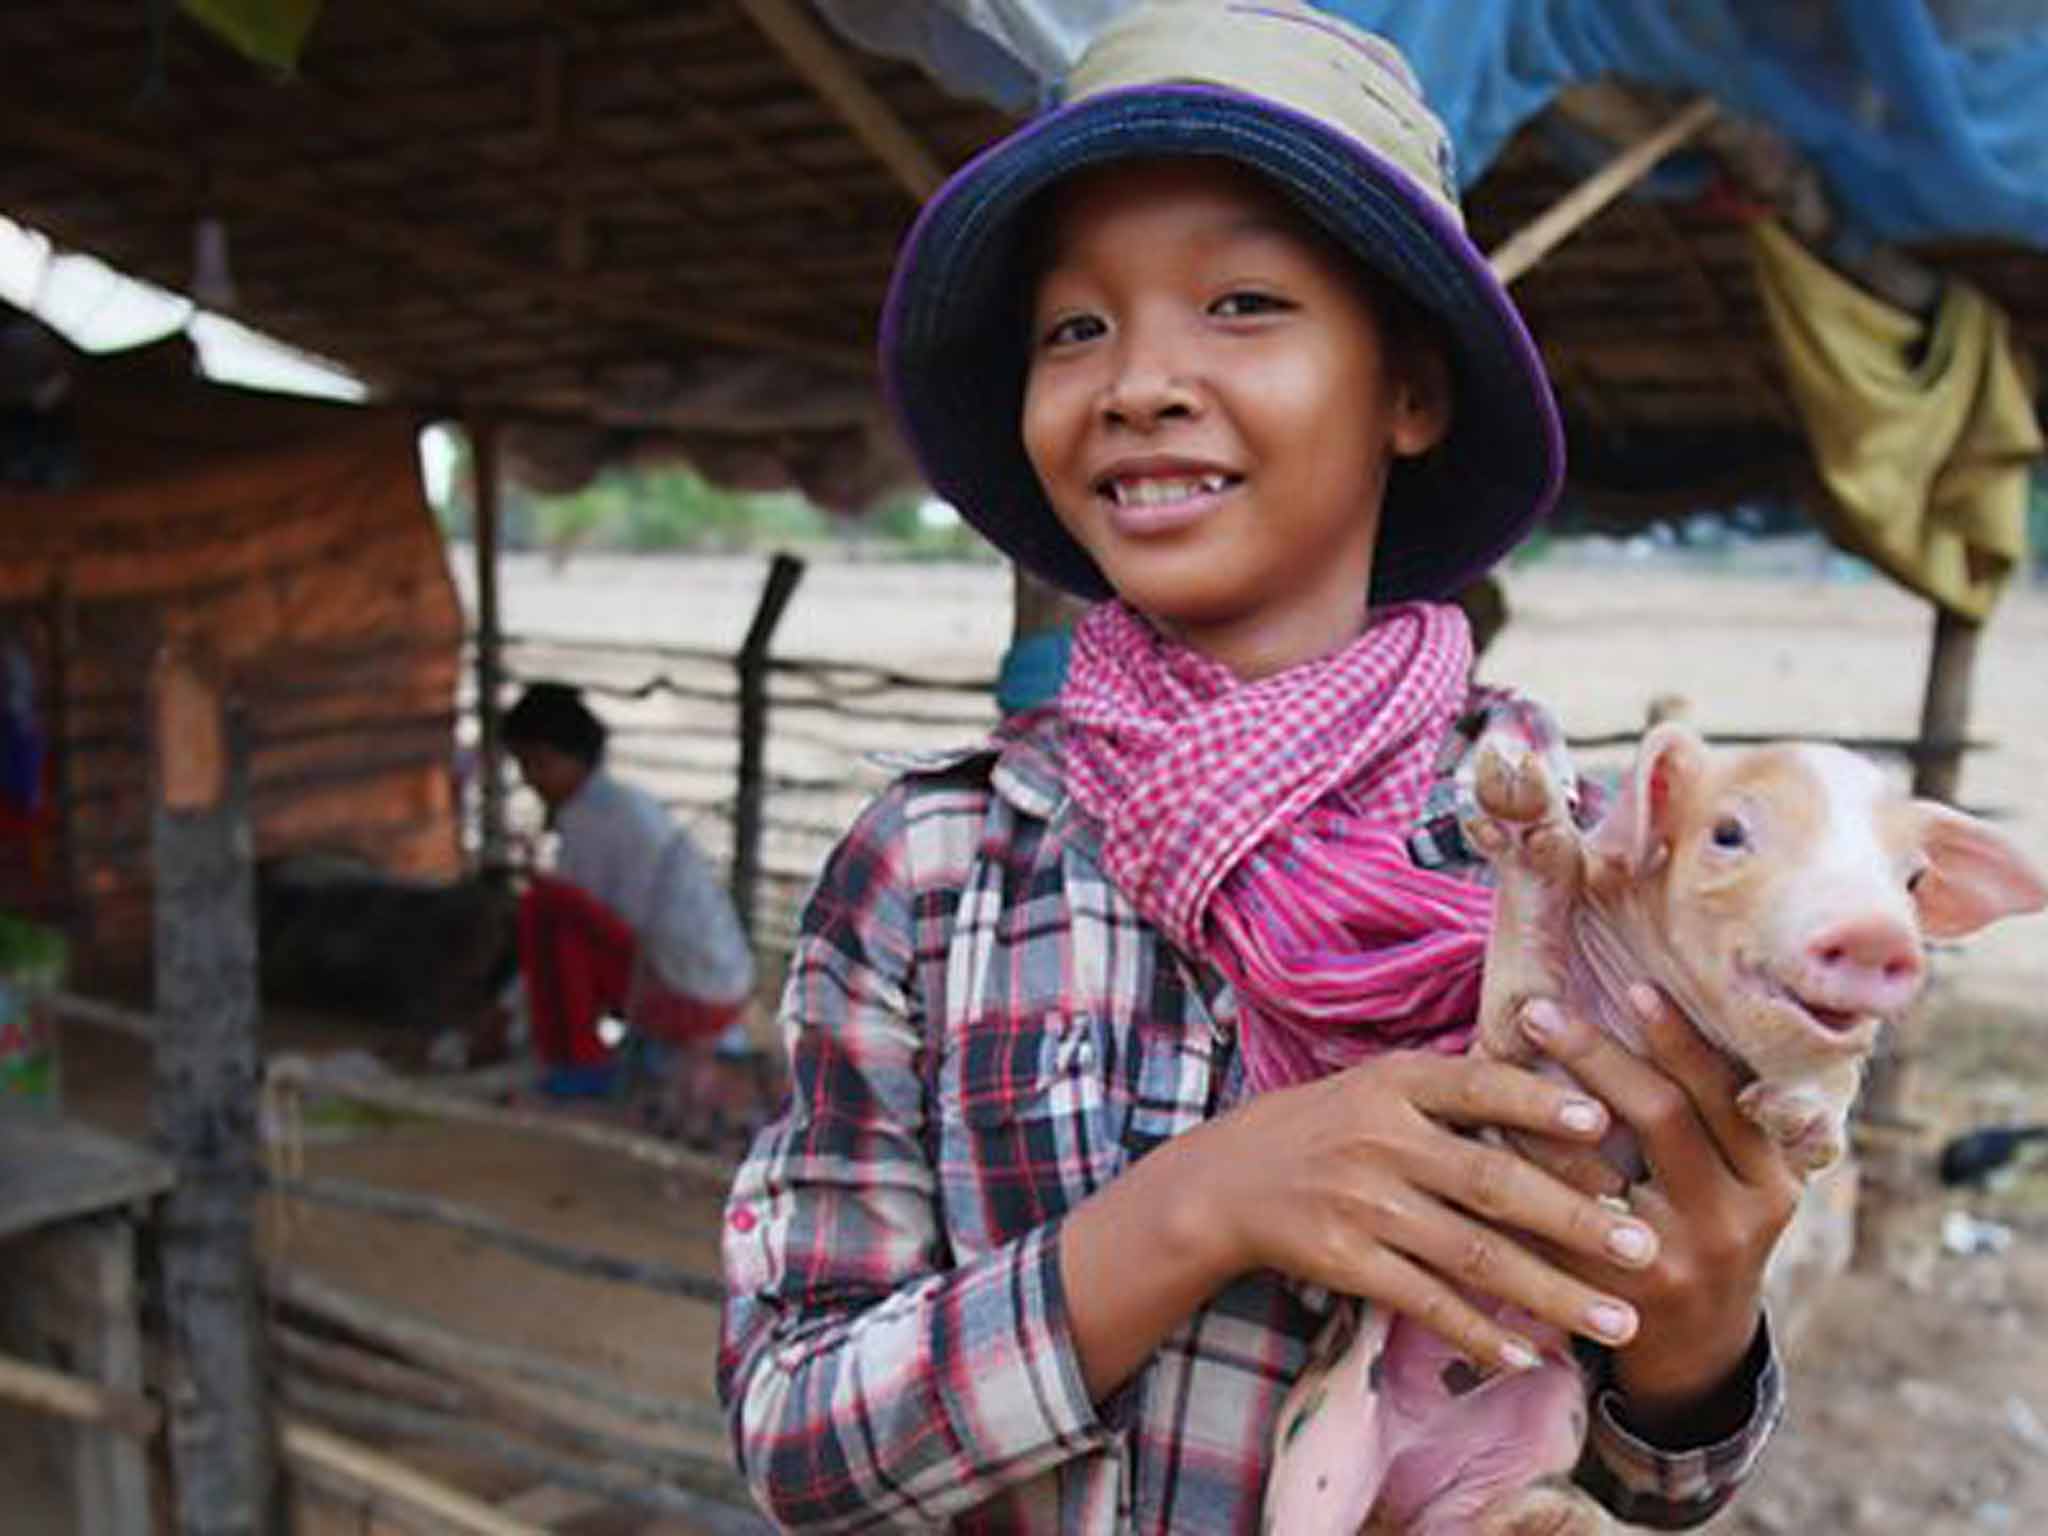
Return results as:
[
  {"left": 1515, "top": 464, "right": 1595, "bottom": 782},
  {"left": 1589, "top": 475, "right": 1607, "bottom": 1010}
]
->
[{"left": 719, "top": 702, "right": 1782, "bottom": 1533}]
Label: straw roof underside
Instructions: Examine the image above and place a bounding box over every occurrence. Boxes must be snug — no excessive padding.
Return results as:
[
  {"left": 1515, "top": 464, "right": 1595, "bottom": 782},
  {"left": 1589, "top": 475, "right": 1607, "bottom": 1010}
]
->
[{"left": 3, "top": 0, "right": 2043, "bottom": 516}]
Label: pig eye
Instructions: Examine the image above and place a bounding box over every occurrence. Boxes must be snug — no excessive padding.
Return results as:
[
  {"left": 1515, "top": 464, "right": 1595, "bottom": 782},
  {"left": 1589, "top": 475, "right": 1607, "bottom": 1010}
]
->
[
  {"left": 1906, "top": 867, "right": 1927, "bottom": 894},
  {"left": 1710, "top": 816, "right": 1748, "bottom": 851}
]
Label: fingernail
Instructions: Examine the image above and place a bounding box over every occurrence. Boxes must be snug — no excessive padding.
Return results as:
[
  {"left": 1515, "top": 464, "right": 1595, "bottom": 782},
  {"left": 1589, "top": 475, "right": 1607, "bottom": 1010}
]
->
[
  {"left": 1586, "top": 1301, "right": 1638, "bottom": 1343},
  {"left": 1606, "top": 1222, "right": 1656, "bottom": 1265},
  {"left": 1522, "top": 1000, "right": 1564, "bottom": 1045},
  {"left": 1628, "top": 984, "right": 1660, "bottom": 1021},
  {"left": 1559, "top": 1099, "right": 1604, "bottom": 1135},
  {"left": 1500, "top": 1337, "right": 1541, "bottom": 1372}
]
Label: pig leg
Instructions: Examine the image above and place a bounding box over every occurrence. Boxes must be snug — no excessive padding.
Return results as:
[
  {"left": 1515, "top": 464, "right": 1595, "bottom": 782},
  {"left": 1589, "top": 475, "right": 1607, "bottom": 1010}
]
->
[
  {"left": 1464, "top": 736, "right": 1587, "bottom": 1065},
  {"left": 1473, "top": 1479, "right": 1611, "bottom": 1536},
  {"left": 1737, "top": 1060, "right": 1864, "bottom": 1176},
  {"left": 1263, "top": 1302, "right": 1397, "bottom": 1535}
]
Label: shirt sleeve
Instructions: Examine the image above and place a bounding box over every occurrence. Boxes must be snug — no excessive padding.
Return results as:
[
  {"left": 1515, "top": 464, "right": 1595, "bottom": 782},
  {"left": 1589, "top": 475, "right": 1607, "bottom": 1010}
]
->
[
  {"left": 1574, "top": 1318, "right": 1786, "bottom": 1528},
  {"left": 717, "top": 782, "right": 1113, "bottom": 1532}
]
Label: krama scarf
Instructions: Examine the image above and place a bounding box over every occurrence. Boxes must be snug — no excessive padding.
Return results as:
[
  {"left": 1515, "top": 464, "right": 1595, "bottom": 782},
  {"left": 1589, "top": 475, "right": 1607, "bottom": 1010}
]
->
[{"left": 1060, "top": 600, "right": 1491, "bottom": 1092}]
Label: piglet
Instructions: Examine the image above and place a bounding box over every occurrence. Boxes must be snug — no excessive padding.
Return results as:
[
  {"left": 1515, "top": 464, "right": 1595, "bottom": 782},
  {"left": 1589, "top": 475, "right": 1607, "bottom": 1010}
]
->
[{"left": 1264, "top": 723, "right": 2047, "bottom": 1536}]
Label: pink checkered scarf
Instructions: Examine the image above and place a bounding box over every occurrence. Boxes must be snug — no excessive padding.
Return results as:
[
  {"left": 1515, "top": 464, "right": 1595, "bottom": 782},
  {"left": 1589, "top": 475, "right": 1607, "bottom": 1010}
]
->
[{"left": 1060, "top": 600, "right": 1491, "bottom": 1092}]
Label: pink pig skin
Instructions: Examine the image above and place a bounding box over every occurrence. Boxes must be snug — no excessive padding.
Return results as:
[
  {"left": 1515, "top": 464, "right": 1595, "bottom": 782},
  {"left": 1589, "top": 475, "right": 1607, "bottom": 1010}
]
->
[{"left": 1263, "top": 723, "right": 2048, "bottom": 1535}]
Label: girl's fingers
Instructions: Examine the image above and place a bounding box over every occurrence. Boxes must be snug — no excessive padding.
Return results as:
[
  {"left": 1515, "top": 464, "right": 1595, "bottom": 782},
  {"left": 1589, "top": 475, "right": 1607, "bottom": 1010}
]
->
[
  {"left": 1369, "top": 1191, "right": 1642, "bottom": 1354},
  {"left": 1397, "top": 1122, "right": 1657, "bottom": 1272},
  {"left": 1353, "top": 1245, "right": 1545, "bottom": 1375},
  {"left": 1507, "top": 1129, "right": 1631, "bottom": 1201},
  {"left": 1392, "top": 1051, "right": 1611, "bottom": 1143}
]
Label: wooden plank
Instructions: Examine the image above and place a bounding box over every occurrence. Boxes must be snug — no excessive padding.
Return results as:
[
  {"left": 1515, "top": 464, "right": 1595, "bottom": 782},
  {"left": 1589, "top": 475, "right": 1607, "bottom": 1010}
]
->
[
  {"left": 266, "top": 1263, "right": 729, "bottom": 1444},
  {"left": 0, "top": 1347, "right": 159, "bottom": 1439},
  {"left": 282, "top": 1419, "right": 542, "bottom": 1536},
  {"left": 0, "top": 1118, "right": 172, "bottom": 1240},
  {"left": 1489, "top": 96, "right": 1718, "bottom": 286},
  {"left": 284, "top": 1380, "right": 764, "bottom": 1530},
  {"left": 150, "top": 646, "right": 278, "bottom": 1536}
]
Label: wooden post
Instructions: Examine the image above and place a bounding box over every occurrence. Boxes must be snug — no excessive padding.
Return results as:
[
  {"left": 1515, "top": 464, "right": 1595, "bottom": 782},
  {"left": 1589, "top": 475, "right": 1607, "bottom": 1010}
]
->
[
  {"left": 730, "top": 553, "right": 805, "bottom": 938},
  {"left": 150, "top": 645, "right": 278, "bottom": 1535},
  {"left": 1855, "top": 602, "right": 1982, "bottom": 1275},
  {"left": 471, "top": 416, "right": 509, "bottom": 869},
  {"left": 1911, "top": 604, "right": 1980, "bottom": 805}
]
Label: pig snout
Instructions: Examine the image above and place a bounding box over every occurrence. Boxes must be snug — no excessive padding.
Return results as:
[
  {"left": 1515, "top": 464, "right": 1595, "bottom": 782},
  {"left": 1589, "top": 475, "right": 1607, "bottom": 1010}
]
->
[{"left": 1790, "top": 913, "right": 1925, "bottom": 1022}]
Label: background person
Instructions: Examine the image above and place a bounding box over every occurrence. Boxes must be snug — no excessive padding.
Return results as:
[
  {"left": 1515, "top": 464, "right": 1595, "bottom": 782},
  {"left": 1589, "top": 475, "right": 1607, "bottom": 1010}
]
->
[{"left": 502, "top": 682, "right": 759, "bottom": 1136}]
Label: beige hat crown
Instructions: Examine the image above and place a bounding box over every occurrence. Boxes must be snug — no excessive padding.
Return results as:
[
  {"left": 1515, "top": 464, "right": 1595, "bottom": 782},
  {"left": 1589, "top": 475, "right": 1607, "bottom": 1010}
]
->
[{"left": 1067, "top": 0, "right": 1463, "bottom": 227}]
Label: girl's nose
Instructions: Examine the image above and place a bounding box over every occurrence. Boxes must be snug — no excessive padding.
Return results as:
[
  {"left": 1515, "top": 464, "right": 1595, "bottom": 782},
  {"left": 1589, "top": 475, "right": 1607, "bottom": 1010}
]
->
[{"left": 1100, "top": 337, "right": 1199, "bottom": 429}]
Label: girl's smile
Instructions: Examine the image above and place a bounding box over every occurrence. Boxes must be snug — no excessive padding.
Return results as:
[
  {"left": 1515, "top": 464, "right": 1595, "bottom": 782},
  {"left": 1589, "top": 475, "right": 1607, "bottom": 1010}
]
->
[{"left": 1021, "top": 158, "right": 1448, "bottom": 679}]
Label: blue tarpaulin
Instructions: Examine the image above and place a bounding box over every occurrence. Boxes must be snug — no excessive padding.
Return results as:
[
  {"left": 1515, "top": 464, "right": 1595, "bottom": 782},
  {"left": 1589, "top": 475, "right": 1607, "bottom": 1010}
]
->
[{"left": 819, "top": 0, "right": 2048, "bottom": 247}]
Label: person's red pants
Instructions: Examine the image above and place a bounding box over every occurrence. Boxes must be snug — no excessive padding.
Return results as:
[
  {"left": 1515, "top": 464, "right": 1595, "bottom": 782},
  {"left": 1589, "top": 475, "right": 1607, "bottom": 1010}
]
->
[{"left": 518, "top": 875, "right": 746, "bottom": 1069}]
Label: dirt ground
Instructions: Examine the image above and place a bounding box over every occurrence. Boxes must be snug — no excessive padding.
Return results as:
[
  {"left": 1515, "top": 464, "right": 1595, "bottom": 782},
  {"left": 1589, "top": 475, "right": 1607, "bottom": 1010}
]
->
[{"left": 16, "top": 548, "right": 2048, "bottom": 1532}]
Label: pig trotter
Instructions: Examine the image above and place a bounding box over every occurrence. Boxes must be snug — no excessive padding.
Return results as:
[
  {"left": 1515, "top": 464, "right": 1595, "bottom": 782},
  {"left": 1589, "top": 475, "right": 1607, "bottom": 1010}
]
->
[
  {"left": 1474, "top": 1479, "right": 1611, "bottom": 1536},
  {"left": 1737, "top": 1079, "right": 1848, "bottom": 1176},
  {"left": 1470, "top": 739, "right": 1580, "bottom": 887}
]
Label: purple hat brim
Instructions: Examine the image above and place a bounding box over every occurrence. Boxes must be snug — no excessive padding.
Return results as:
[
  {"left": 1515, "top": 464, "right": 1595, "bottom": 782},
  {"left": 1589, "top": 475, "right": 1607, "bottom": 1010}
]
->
[{"left": 880, "top": 84, "right": 1564, "bottom": 605}]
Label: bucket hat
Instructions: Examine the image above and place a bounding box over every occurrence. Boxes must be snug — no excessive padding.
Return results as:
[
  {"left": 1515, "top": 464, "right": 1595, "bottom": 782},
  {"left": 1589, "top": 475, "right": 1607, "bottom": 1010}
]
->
[{"left": 879, "top": 0, "right": 1563, "bottom": 605}]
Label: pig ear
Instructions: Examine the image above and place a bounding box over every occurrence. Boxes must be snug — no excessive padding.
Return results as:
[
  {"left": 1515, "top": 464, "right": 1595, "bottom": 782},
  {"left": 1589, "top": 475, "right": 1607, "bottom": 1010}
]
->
[
  {"left": 1908, "top": 801, "right": 2048, "bottom": 939},
  {"left": 1587, "top": 722, "right": 1710, "bottom": 875}
]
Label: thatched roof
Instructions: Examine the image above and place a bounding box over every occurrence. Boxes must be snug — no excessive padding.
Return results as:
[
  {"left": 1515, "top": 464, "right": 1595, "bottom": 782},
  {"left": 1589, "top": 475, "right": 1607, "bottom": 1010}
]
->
[{"left": 3, "top": 1, "right": 2042, "bottom": 517}]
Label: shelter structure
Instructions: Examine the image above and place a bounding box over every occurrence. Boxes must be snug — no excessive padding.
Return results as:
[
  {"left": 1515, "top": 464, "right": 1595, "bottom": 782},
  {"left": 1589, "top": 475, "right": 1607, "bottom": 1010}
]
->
[
  {"left": 2, "top": 3, "right": 2041, "bottom": 835},
  {"left": 0, "top": 304, "right": 463, "bottom": 971}
]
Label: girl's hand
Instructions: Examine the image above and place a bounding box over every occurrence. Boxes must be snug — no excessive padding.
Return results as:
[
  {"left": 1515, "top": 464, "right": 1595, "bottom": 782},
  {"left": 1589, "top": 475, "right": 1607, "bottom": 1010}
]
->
[
  {"left": 1519, "top": 988, "right": 1801, "bottom": 1435},
  {"left": 1191, "top": 1050, "right": 1664, "bottom": 1371}
]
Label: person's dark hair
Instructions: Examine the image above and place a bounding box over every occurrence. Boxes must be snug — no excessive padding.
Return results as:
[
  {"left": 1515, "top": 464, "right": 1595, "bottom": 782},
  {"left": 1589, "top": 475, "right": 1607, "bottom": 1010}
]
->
[{"left": 503, "top": 682, "right": 607, "bottom": 767}]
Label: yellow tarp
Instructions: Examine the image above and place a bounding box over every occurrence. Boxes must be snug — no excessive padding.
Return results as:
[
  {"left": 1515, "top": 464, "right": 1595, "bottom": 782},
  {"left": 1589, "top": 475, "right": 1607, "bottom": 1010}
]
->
[{"left": 1750, "top": 218, "right": 2040, "bottom": 621}]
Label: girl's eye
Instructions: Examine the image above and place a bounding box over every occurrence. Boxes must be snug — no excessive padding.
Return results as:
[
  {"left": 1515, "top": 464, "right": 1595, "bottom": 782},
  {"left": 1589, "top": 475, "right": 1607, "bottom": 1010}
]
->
[
  {"left": 1040, "top": 312, "right": 1105, "bottom": 349},
  {"left": 1906, "top": 867, "right": 1927, "bottom": 894},
  {"left": 1212, "top": 290, "right": 1292, "bottom": 319},
  {"left": 1710, "top": 817, "right": 1748, "bottom": 851}
]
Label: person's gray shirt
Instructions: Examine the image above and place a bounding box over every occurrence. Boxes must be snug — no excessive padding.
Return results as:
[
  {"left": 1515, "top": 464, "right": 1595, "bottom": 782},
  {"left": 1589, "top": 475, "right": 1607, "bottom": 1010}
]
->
[{"left": 553, "top": 769, "right": 754, "bottom": 1003}]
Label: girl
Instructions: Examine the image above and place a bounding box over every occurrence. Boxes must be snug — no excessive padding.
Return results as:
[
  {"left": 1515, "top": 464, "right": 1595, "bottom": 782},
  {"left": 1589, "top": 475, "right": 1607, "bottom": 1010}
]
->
[{"left": 720, "top": 4, "right": 1793, "bottom": 1529}]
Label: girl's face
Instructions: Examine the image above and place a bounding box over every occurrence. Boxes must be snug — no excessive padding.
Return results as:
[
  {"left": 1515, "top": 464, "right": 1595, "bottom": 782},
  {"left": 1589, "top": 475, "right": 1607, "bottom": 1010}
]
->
[{"left": 1022, "top": 158, "right": 1447, "bottom": 679}]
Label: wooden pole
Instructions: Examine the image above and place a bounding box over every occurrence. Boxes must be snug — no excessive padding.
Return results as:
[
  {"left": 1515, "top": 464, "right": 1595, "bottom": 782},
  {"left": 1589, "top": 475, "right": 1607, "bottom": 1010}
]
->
[
  {"left": 272, "top": 1327, "right": 735, "bottom": 1498},
  {"left": 471, "top": 416, "right": 508, "bottom": 870},
  {"left": 281, "top": 1419, "right": 543, "bottom": 1536},
  {"left": 731, "top": 553, "right": 805, "bottom": 937},
  {"left": 1912, "top": 604, "right": 1981, "bottom": 805},
  {"left": 283, "top": 1379, "right": 764, "bottom": 1528},
  {"left": 265, "top": 1262, "right": 729, "bottom": 1443},
  {"left": 733, "top": 0, "right": 946, "bottom": 201},
  {"left": 1488, "top": 96, "right": 1718, "bottom": 286},
  {"left": 150, "top": 644, "right": 278, "bottom": 1536}
]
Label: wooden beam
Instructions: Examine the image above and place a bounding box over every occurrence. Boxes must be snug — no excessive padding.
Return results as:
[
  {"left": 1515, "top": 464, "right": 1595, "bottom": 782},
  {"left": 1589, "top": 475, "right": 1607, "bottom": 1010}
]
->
[
  {"left": 734, "top": 0, "right": 947, "bottom": 202},
  {"left": 150, "top": 646, "right": 278, "bottom": 1536},
  {"left": 1489, "top": 96, "right": 1718, "bottom": 286}
]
